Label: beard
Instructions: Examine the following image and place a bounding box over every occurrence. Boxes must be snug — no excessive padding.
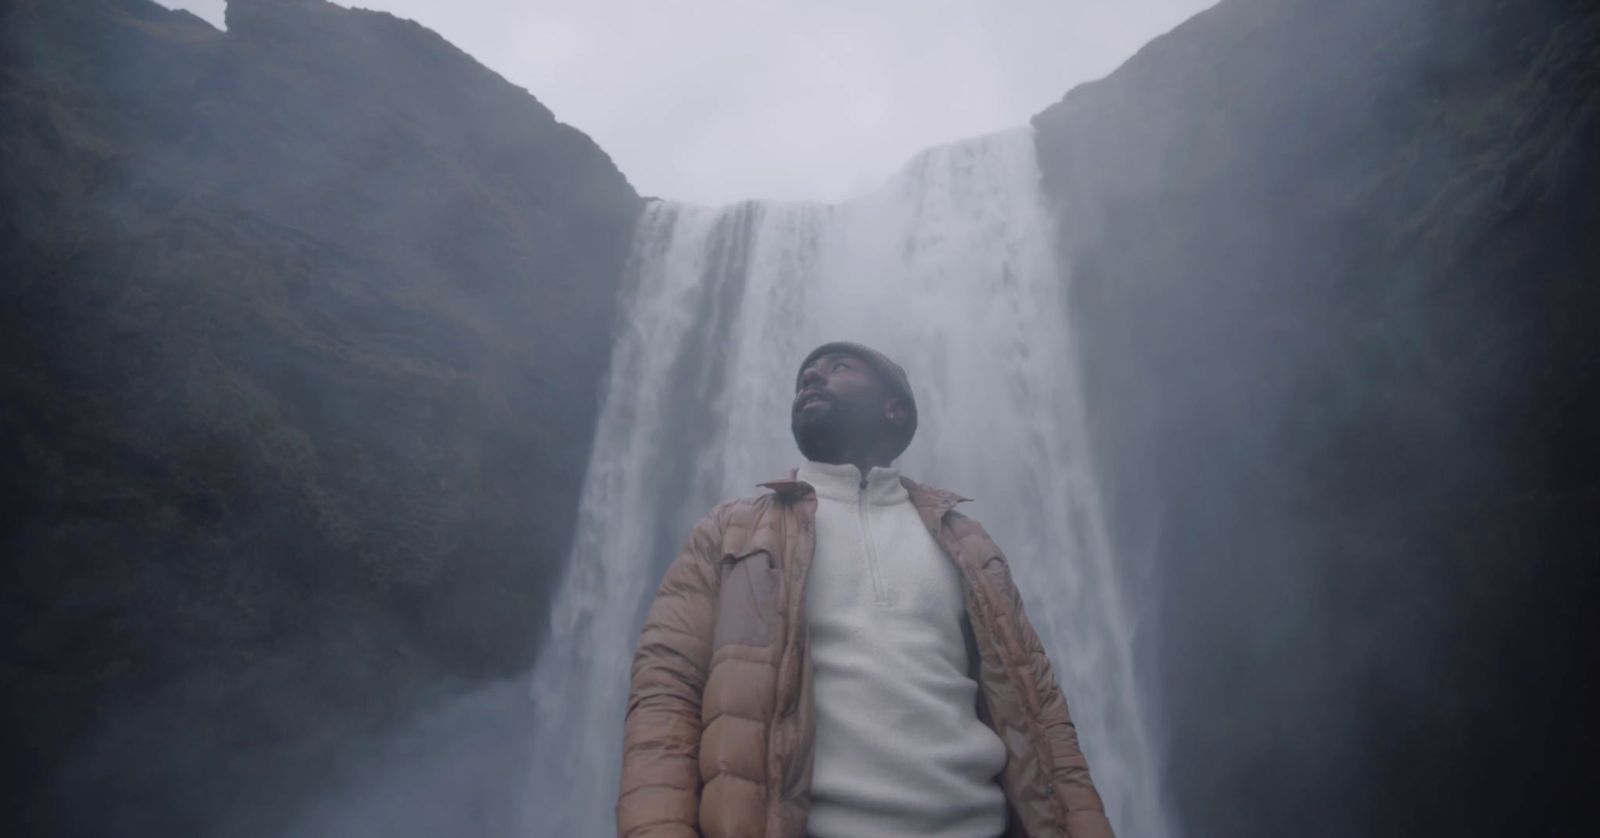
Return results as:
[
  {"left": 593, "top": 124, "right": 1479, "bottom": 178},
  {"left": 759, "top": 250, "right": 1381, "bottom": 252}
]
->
[{"left": 791, "top": 392, "right": 881, "bottom": 463}]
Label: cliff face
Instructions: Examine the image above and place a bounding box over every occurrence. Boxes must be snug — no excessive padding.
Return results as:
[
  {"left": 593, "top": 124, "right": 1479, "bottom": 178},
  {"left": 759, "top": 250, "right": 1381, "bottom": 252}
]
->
[
  {"left": 0, "top": 0, "right": 639, "bottom": 834},
  {"left": 1033, "top": 0, "right": 1597, "bottom": 834},
  {"left": 5, "top": 0, "right": 1596, "bottom": 834}
]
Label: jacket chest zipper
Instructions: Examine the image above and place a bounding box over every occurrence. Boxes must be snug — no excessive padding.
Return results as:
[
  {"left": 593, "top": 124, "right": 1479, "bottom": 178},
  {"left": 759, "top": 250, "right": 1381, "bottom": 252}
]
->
[{"left": 857, "top": 482, "right": 887, "bottom": 605}]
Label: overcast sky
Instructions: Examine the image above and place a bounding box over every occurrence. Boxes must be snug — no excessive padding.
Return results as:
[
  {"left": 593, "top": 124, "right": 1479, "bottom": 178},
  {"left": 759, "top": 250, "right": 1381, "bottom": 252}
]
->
[{"left": 158, "top": 0, "right": 1214, "bottom": 204}]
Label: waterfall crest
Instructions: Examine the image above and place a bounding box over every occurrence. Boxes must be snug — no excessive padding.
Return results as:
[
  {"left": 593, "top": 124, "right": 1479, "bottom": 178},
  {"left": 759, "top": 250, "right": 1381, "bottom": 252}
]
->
[{"left": 526, "top": 127, "right": 1169, "bottom": 837}]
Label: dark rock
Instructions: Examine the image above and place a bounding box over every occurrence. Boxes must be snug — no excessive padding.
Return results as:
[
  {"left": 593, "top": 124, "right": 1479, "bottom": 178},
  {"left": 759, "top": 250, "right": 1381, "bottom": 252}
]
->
[
  {"left": 0, "top": 0, "right": 639, "bottom": 834},
  {"left": 1033, "top": 0, "right": 1598, "bottom": 834}
]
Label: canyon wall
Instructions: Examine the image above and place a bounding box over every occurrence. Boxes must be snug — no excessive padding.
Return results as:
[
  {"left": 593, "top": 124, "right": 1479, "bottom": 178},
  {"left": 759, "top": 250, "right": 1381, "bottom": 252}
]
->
[
  {"left": 1033, "top": 0, "right": 1598, "bottom": 833},
  {"left": 1, "top": 1, "right": 639, "bottom": 833}
]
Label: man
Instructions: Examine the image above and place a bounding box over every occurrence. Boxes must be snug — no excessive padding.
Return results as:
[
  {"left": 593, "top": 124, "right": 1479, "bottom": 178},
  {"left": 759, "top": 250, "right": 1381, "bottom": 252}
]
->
[{"left": 617, "top": 341, "right": 1114, "bottom": 838}]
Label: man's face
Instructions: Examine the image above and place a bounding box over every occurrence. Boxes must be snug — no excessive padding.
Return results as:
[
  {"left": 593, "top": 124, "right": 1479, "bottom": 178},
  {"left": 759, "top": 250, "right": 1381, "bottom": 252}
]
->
[{"left": 791, "top": 352, "right": 893, "bottom": 463}]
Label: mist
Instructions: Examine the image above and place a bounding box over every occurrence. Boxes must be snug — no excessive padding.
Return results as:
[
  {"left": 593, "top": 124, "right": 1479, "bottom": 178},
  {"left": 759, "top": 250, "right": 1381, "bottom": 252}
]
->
[{"left": 2, "top": 0, "right": 1595, "bottom": 836}]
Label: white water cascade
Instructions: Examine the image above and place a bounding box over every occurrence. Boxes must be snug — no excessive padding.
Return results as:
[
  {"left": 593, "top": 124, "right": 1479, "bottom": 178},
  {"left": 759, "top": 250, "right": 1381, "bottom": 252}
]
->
[{"left": 525, "top": 127, "right": 1169, "bottom": 837}]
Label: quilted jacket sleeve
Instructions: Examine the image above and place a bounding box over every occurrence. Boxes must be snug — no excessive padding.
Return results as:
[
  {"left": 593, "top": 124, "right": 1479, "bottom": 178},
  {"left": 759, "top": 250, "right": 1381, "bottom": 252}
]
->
[
  {"left": 1001, "top": 560, "right": 1116, "bottom": 838},
  {"left": 616, "top": 507, "right": 725, "bottom": 838}
]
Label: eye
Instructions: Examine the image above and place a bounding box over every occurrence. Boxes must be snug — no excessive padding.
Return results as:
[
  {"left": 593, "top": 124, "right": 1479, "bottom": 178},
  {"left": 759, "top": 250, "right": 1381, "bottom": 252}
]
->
[{"left": 832, "top": 360, "right": 849, "bottom": 372}]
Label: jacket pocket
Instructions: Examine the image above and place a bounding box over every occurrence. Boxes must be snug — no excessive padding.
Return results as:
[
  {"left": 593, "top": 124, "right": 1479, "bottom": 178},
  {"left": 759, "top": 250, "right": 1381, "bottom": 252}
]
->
[{"left": 713, "top": 550, "right": 780, "bottom": 649}]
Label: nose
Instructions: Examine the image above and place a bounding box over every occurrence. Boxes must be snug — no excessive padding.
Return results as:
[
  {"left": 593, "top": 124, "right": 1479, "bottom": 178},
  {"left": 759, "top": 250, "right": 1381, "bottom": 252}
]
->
[{"left": 798, "top": 365, "right": 824, "bottom": 390}]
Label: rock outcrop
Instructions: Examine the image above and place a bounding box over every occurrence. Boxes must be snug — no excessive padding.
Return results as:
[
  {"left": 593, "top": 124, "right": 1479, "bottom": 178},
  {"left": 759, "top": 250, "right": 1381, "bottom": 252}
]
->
[
  {"left": 0, "top": 1, "right": 639, "bottom": 834},
  {"left": 1033, "top": 0, "right": 1597, "bottom": 833}
]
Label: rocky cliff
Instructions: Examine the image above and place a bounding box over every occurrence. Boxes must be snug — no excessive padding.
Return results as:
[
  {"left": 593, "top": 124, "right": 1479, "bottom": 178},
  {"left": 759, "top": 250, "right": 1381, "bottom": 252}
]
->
[
  {"left": 1033, "top": 0, "right": 1597, "bottom": 834},
  {"left": 0, "top": 0, "right": 639, "bottom": 834},
  {"left": 5, "top": 0, "right": 1596, "bottom": 834}
]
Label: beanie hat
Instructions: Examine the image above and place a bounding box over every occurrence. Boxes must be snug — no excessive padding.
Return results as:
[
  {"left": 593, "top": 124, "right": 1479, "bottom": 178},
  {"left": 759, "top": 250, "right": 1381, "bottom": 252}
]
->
[{"left": 797, "top": 341, "right": 918, "bottom": 458}]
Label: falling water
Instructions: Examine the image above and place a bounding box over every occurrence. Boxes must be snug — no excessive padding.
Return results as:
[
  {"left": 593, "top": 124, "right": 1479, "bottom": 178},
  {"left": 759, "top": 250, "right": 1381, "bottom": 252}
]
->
[{"left": 525, "top": 126, "right": 1169, "bottom": 837}]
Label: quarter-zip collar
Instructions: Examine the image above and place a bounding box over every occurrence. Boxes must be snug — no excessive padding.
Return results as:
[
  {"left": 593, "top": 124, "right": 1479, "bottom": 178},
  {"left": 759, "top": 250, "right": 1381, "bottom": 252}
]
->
[
  {"left": 793, "top": 460, "right": 907, "bottom": 505},
  {"left": 758, "top": 468, "right": 973, "bottom": 533}
]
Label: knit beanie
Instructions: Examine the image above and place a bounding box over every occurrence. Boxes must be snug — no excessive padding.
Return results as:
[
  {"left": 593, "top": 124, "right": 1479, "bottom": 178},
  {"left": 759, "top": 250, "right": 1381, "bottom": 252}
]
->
[{"left": 797, "top": 341, "right": 918, "bottom": 458}]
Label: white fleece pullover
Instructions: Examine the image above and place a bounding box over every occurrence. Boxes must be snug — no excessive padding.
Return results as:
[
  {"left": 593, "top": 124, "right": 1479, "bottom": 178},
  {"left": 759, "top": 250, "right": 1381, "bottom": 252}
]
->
[{"left": 797, "top": 460, "right": 1008, "bottom": 838}]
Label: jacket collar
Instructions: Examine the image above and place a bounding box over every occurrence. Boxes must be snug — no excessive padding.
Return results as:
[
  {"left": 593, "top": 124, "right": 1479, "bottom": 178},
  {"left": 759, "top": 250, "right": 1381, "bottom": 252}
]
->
[{"left": 758, "top": 467, "right": 972, "bottom": 512}]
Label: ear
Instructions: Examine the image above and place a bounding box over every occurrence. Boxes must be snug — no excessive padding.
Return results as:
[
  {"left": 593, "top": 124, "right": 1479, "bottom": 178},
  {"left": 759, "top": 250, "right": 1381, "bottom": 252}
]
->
[{"left": 884, "top": 396, "right": 908, "bottom": 427}]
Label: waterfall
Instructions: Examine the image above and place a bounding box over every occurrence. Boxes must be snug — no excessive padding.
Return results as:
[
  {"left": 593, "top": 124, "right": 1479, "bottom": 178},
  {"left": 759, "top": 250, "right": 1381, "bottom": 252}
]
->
[{"left": 525, "top": 126, "right": 1169, "bottom": 837}]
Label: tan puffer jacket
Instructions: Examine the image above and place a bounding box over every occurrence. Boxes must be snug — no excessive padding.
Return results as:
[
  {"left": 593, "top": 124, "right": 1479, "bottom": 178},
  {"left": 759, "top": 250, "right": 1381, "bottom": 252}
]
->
[{"left": 617, "top": 471, "right": 1115, "bottom": 838}]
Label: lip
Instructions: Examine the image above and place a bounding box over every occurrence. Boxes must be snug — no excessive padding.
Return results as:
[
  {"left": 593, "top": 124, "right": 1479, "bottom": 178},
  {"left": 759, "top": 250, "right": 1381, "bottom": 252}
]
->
[{"left": 795, "top": 391, "right": 829, "bottom": 409}]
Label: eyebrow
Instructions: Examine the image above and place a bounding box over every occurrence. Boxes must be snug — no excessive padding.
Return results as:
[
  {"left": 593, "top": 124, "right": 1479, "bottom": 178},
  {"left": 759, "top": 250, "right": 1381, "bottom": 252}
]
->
[
  {"left": 804, "top": 354, "right": 855, "bottom": 374},
  {"left": 795, "top": 354, "right": 858, "bottom": 386}
]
